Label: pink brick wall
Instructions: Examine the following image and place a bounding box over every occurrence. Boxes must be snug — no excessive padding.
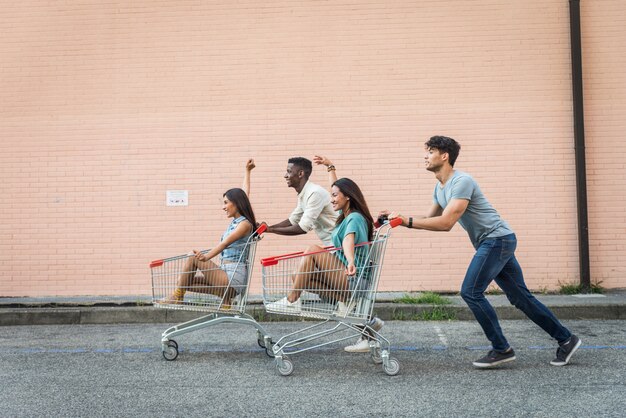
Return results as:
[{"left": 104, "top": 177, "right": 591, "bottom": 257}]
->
[
  {"left": 1, "top": 0, "right": 624, "bottom": 297},
  {"left": 581, "top": 0, "right": 626, "bottom": 289}
]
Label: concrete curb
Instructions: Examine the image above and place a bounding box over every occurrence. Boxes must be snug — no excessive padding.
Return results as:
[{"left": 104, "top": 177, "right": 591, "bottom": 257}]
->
[{"left": 1, "top": 302, "right": 624, "bottom": 326}]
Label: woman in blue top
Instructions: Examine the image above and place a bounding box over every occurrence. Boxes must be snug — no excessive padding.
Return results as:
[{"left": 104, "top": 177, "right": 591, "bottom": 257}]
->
[
  {"left": 162, "top": 160, "right": 257, "bottom": 305},
  {"left": 267, "top": 162, "right": 375, "bottom": 314}
]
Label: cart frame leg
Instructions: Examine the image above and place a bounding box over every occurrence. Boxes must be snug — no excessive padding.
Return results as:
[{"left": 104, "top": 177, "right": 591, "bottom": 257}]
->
[{"left": 160, "top": 312, "right": 272, "bottom": 354}]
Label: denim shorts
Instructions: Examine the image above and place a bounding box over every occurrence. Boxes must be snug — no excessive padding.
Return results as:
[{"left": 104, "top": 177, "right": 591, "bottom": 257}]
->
[{"left": 222, "top": 263, "right": 248, "bottom": 295}]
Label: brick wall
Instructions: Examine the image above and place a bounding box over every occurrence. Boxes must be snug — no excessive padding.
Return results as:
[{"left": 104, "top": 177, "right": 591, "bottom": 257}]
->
[
  {"left": 1, "top": 0, "right": 624, "bottom": 296},
  {"left": 581, "top": 0, "right": 626, "bottom": 289}
]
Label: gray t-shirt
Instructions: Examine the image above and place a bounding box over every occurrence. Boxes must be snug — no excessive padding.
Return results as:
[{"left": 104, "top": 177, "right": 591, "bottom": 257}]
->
[{"left": 433, "top": 171, "right": 514, "bottom": 248}]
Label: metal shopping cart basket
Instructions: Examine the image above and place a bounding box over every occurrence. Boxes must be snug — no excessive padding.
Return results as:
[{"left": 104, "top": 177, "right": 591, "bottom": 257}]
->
[
  {"left": 150, "top": 224, "right": 272, "bottom": 360},
  {"left": 261, "top": 218, "right": 402, "bottom": 376}
]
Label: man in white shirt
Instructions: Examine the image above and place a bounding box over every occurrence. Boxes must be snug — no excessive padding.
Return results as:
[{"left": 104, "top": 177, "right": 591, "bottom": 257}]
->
[{"left": 266, "top": 157, "right": 337, "bottom": 245}]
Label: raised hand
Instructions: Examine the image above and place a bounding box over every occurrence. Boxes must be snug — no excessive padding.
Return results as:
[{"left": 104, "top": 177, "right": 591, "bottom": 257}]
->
[{"left": 313, "top": 155, "right": 333, "bottom": 167}]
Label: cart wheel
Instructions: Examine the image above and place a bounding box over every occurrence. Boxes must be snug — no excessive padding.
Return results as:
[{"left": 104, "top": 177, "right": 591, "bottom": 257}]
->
[
  {"left": 383, "top": 358, "right": 400, "bottom": 376},
  {"left": 276, "top": 358, "right": 294, "bottom": 376},
  {"left": 371, "top": 347, "right": 383, "bottom": 364},
  {"left": 265, "top": 345, "right": 275, "bottom": 358},
  {"left": 257, "top": 338, "right": 266, "bottom": 349},
  {"left": 162, "top": 341, "right": 179, "bottom": 361}
]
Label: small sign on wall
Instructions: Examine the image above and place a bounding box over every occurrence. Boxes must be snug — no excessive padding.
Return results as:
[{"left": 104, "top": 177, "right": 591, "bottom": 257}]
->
[{"left": 166, "top": 190, "right": 188, "bottom": 206}]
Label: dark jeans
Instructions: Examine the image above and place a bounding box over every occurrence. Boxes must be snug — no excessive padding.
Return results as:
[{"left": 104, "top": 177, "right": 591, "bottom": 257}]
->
[{"left": 460, "top": 234, "right": 571, "bottom": 352}]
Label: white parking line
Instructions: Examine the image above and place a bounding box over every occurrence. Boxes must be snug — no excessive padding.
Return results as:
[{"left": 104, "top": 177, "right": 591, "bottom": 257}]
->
[{"left": 433, "top": 325, "right": 448, "bottom": 347}]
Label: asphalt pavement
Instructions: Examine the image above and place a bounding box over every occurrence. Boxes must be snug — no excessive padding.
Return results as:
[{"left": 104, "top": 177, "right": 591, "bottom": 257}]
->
[
  {"left": 2, "top": 291, "right": 625, "bottom": 416},
  {"left": 1, "top": 319, "right": 624, "bottom": 417}
]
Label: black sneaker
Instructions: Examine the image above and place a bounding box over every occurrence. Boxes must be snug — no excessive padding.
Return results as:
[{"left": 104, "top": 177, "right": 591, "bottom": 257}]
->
[
  {"left": 472, "top": 348, "right": 516, "bottom": 368},
  {"left": 550, "top": 334, "right": 582, "bottom": 366}
]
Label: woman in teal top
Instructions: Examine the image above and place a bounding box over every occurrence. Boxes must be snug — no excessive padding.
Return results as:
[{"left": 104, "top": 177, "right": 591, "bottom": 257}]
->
[
  {"left": 266, "top": 172, "right": 375, "bottom": 313},
  {"left": 331, "top": 210, "right": 371, "bottom": 274}
]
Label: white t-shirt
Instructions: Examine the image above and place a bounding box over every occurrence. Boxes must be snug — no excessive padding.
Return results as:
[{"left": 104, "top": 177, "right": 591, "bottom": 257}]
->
[{"left": 289, "top": 181, "right": 338, "bottom": 245}]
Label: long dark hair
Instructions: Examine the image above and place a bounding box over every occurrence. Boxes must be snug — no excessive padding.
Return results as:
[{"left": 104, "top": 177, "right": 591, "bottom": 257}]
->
[
  {"left": 223, "top": 188, "right": 256, "bottom": 230},
  {"left": 332, "top": 178, "right": 374, "bottom": 241}
]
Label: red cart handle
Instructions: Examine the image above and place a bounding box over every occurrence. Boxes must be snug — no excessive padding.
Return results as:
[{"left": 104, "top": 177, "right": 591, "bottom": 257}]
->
[
  {"left": 389, "top": 217, "right": 403, "bottom": 228},
  {"left": 374, "top": 217, "right": 404, "bottom": 228},
  {"left": 149, "top": 260, "right": 164, "bottom": 268},
  {"left": 255, "top": 223, "right": 268, "bottom": 235}
]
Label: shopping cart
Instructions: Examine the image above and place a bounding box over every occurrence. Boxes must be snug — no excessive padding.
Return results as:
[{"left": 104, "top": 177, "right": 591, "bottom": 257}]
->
[
  {"left": 150, "top": 224, "right": 273, "bottom": 360},
  {"left": 261, "top": 218, "right": 402, "bottom": 376}
]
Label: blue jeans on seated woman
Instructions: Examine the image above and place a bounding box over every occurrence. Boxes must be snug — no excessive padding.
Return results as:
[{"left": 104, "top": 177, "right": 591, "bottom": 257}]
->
[{"left": 460, "top": 234, "right": 571, "bottom": 352}]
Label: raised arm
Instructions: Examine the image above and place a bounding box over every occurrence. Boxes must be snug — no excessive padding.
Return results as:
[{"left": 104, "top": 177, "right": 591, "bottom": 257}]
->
[
  {"left": 242, "top": 158, "right": 255, "bottom": 196},
  {"left": 313, "top": 155, "right": 338, "bottom": 188}
]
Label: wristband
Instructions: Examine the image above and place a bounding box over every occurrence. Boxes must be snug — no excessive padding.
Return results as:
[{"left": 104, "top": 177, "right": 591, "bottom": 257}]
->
[{"left": 408, "top": 217, "right": 413, "bottom": 228}]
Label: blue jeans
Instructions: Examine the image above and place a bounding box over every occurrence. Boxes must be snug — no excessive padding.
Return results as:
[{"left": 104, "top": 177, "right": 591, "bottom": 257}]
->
[{"left": 460, "top": 234, "right": 571, "bottom": 352}]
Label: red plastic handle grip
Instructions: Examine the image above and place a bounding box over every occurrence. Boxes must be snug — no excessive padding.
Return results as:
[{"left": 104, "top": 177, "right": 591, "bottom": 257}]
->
[
  {"left": 389, "top": 217, "right": 403, "bottom": 228},
  {"left": 149, "top": 260, "right": 164, "bottom": 268},
  {"left": 255, "top": 223, "right": 268, "bottom": 235},
  {"left": 261, "top": 258, "right": 279, "bottom": 267}
]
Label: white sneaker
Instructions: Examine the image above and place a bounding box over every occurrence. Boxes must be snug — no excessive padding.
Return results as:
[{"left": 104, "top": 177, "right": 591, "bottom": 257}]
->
[
  {"left": 335, "top": 300, "right": 356, "bottom": 316},
  {"left": 266, "top": 297, "right": 302, "bottom": 313},
  {"left": 344, "top": 337, "right": 370, "bottom": 353},
  {"left": 344, "top": 317, "right": 384, "bottom": 353}
]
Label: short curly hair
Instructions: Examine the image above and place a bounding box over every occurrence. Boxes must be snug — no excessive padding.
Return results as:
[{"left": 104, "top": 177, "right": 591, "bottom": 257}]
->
[
  {"left": 288, "top": 157, "right": 313, "bottom": 178},
  {"left": 425, "top": 136, "right": 461, "bottom": 167}
]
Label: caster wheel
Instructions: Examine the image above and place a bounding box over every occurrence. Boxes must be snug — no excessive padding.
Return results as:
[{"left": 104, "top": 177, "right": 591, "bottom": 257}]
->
[
  {"left": 162, "top": 341, "right": 179, "bottom": 361},
  {"left": 371, "top": 348, "right": 383, "bottom": 364},
  {"left": 265, "top": 345, "right": 275, "bottom": 358},
  {"left": 383, "top": 358, "right": 400, "bottom": 376},
  {"left": 276, "top": 358, "right": 294, "bottom": 376},
  {"left": 257, "top": 338, "right": 266, "bottom": 349}
]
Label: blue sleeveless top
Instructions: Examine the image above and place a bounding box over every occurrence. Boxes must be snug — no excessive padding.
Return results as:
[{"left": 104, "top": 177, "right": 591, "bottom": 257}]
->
[{"left": 220, "top": 216, "right": 252, "bottom": 262}]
